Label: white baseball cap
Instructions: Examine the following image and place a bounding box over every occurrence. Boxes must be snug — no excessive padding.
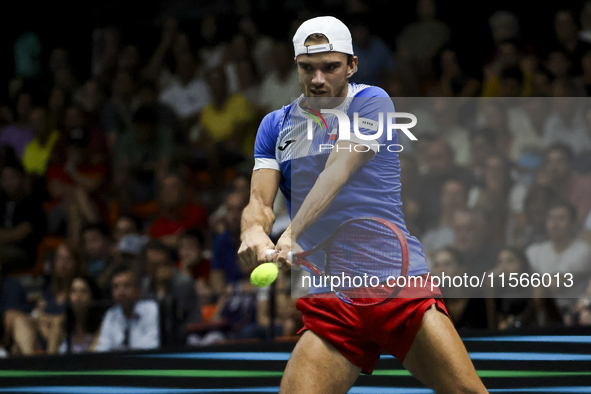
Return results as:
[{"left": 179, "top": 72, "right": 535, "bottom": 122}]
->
[{"left": 292, "top": 16, "right": 354, "bottom": 57}]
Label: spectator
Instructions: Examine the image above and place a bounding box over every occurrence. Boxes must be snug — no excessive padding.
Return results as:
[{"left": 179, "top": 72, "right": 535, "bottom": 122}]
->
[
  {"left": 0, "top": 267, "right": 29, "bottom": 355},
  {"left": 452, "top": 208, "right": 500, "bottom": 275},
  {"left": 526, "top": 201, "right": 591, "bottom": 312},
  {"left": 507, "top": 185, "right": 558, "bottom": 248},
  {"left": 430, "top": 98, "right": 470, "bottom": 165},
  {"left": 540, "top": 144, "right": 591, "bottom": 223},
  {"left": 422, "top": 178, "right": 468, "bottom": 256},
  {"left": 9, "top": 243, "right": 82, "bottom": 354},
  {"left": 81, "top": 223, "right": 113, "bottom": 281},
  {"left": 468, "top": 153, "right": 512, "bottom": 244},
  {"left": 543, "top": 80, "right": 591, "bottom": 156},
  {"left": 141, "top": 240, "right": 202, "bottom": 345},
  {"left": 178, "top": 229, "right": 212, "bottom": 302},
  {"left": 481, "top": 40, "right": 533, "bottom": 97},
  {"left": 148, "top": 173, "right": 208, "bottom": 248},
  {"left": 430, "top": 247, "right": 489, "bottom": 330},
  {"left": 415, "top": 138, "right": 473, "bottom": 231},
  {"left": 60, "top": 275, "right": 105, "bottom": 354},
  {"left": 159, "top": 52, "right": 210, "bottom": 130},
  {"left": 46, "top": 125, "right": 106, "bottom": 242},
  {"left": 112, "top": 215, "right": 139, "bottom": 246},
  {"left": 102, "top": 71, "right": 136, "bottom": 147},
  {"left": 507, "top": 97, "right": 548, "bottom": 164},
  {"left": 552, "top": 9, "right": 591, "bottom": 75},
  {"left": 257, "top": 41, "right": 301, "bottom": 112},
  {"left": 95, "top": 264, "right": 159, "bottom": 351},
  {"left": 0, "top": 154, "right": 45, "bottom": 273},
  {"left": 468, "top": 128, "right": 497, "bottom": 185},
  {"left": 435, "top": 48, "right": 481, "bottom": 97},
  {"left": 210, "top": 192, "right": 248, "bottom": 294},
  {"left": 114, "top": 104, "right": 174, "bottom": 206},
  {"left": 396, "top": 0, "right": 450, "bottom": 82},
  {"left": 22, "top": 107, "right": 60, "bottom": 176},
  {"left": 198, "top": 67, "right": 255, "bottom": 167},
  {"left": 0, "top": 91, "right": 33, "bottom": 158},
  {"left": 489, "top": 247, "right": 562, "bottom": 330},
  {"left": 350, "top": 20, "right": 396, "bottom": 86},
  {"left": 133, "top": 81, "right": 183, "bottom": 145}
]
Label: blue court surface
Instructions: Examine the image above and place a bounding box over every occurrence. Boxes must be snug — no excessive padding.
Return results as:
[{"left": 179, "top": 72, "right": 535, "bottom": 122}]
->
[{"left": 1, "top": 328, "right": 590, "bottom": 394}]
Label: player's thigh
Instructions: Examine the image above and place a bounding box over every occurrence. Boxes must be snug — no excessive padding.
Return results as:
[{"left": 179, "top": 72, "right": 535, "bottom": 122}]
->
[
  {"left": 402, "top": 304, "right": 488, "bottom": 394},
  {"left": 280, "top": 330, "right": 361, "bottom": 394}
]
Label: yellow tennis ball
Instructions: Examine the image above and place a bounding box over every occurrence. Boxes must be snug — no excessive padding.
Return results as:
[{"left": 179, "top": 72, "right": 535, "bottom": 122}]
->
[{"left": 250, "top": 262, "right": 279, "bottom": 287}]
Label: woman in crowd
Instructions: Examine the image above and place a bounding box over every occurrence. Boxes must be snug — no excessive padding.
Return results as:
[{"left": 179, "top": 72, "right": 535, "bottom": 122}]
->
[
  {"left": 488, "top": 247, "right": 562, "bottom": 330},
  {"left": 60, "top": 275, "right": 105, "bottom": 353},
  {"left": 9, "top": 242, "right": 83, "bottom": 354}
]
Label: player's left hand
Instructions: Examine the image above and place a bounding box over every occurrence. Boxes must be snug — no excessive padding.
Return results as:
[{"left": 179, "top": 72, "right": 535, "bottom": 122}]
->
[{"left": 275, "top": 228, "right": 303, "bottom": 268}]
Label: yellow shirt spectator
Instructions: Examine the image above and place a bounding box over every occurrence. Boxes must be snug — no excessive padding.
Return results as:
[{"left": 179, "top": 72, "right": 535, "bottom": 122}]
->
[
  {"left": 22, "top": 130, "right": 60, "bottom": 175},
  {"left": 200, "top": 94, "right": 253, "bottom": 142}
]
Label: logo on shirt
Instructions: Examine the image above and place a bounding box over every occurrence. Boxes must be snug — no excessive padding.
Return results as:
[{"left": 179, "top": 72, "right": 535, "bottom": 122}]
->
[
  {"left": 305, "top": 109, "right": 418, "bottom": 153},
  {"left": 278, "top": 139, "right": 296, "bottom": 151}
]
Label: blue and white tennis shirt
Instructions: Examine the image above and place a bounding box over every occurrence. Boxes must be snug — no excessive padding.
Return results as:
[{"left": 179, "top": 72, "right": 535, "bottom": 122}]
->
[{"left": 254, "top": 83, "right": 428, "bottom": 292}]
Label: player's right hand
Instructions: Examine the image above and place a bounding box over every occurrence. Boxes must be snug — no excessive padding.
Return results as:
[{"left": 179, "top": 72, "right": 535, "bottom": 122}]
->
[{"left": 238, "top": 229, "right": 275, "bottom": 270}]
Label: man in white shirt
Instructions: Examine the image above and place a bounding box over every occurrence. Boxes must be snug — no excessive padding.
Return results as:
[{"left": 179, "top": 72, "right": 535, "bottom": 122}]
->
[
  {"left": 159, "top": 53, "right": 211, "bottom": 126},
  {"left": 527, "top": 201, "right": 591, "bottom": 311},
  {"left": 95, "top": 265, "right": 160, "bottom": 352}
]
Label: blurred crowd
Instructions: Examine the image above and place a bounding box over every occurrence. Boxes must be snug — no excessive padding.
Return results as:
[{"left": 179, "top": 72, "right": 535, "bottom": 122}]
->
[{"left": 1, "top": 0, "right": 591, "bottom": 357}]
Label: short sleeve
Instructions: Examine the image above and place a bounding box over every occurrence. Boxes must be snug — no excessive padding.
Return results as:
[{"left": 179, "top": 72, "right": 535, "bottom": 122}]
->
[
  {"left": 253, "top": 110, "right": 281, "bottom": 171},
  {"left": 345, "top": 86, "right": 396, "bottom": 152}
]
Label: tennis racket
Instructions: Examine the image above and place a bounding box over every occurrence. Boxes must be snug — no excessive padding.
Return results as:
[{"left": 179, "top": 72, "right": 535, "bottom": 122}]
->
[{"left": 267, "top": 216, "right": 409, "bottom": 306}]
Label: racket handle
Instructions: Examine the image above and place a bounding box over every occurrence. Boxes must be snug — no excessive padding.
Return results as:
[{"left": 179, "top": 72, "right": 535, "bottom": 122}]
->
[{"left": 265, "top": 249, "right": 297, "bottom": 268}]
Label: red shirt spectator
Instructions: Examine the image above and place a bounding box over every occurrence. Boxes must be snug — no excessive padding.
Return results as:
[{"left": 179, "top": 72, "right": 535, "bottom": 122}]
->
[{"left": 148, "top": 173, "right": 208, "bottom": 248}]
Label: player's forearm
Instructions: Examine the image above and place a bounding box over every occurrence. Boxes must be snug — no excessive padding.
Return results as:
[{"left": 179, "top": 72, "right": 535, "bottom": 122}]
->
[{"left": 241, "top": 198, "right": 276, "bottom": 239}]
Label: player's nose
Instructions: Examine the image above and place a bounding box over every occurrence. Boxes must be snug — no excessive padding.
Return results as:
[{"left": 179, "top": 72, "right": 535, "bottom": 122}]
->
[{"left": 311, "top": 70, "right": 326, "bottom": 85}]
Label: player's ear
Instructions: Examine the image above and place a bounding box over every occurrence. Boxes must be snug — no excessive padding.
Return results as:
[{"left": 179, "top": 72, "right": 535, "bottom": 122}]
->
[{"left": 346, "top": 56, "right": 358, "bottom": 78}]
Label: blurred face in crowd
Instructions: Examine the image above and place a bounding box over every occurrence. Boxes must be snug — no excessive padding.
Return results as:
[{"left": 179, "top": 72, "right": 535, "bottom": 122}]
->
[
  {"left": 225, "top": 193, "right": 248, "bottom": 232},
  {"left": 417, "top": 0, "right": 436, "bottom": 20},
  {"left": 160, "top": 175, "right": 184, "bottom": 208},
  {"left": 470, "top": 134, "right": 494, "bottom": 168},
  {"left": 49, "top": 48, "right": 68, "bottom": 73},
  {"left": 440, "top": 179, "right": 467, "bottom": 213},
  {"left": 426, "top": 139, "right": 453, "bottom": 173},
  {"left": 272, "top": 42, "right": 293, "bottom": 75},
  {"left": 79, "top": 80, "right": 105, "bottom": 113},
  {"left": 119, "top": 45, "right": 140, "bottom": 72},
  {"left": 30, "top": 107, "right": 49, "bottom": 139},
  {"left": 112, "top": 270, "right": 140, "bottom": 313},
  {"left": 177, "top": 53, "right": 197, "bottom": 84},
  {"left": 296, "top": 35, "right": 357, "bottom": 105},
  {"left": 206, "top": 68, "right": 228, "bottom": 103},
  {"left": 453, "top": 211, "right": 485, "bottom": 254},
  {"left": 83, "top": 229, "right": 109, "bottom": 259},
  {"left": 495, "top": 249, "right": 523, "bottom": 275},
  {"left": 555, "top": 10, "right": 578, "bottom": 42},
  {"left": 399, "top": 155, "right": 418, "bottom": 187},
  {"left": 497, "top": 42, "right": 519, "bottom": 69},
  {"left": 500, "top": 77, "right": 522, "bottom": 97},
  {"left": 546, "top": 206, "right": 575, "bottom": 242},
  {"left": 54, "top": 244, "right": 77, "bottom": 279},
  {"left": 431, "top": 250, "right": 462, "bottom": 278},
  {"left": 64, "top": 106, "right": 85, "bottom": 130},
  {"left": 544, "top": 149, "right": 572, "bottom": 181},
  {"left": 113, "top": 217, "right": 137, "bottom": 243},
  {"left": 69, "top": 277, "right": 92, "bottom": 313},
  {"left": 146, "top": 247, "right": 171, "bottom": 277},
  {"left": 16, "top": 92, "right": 32, "bottom": 122},
  {"left": 0, "top": 167, "right": 24, "bottom": 198},
  {"left": 484, "top": 155, "right": 508, "bottom": 190},
  {"left": 112, "top": 72, "right": 135, "bottom": 100},
  {"left": 178, "top": 236, "right": 201, "bottom": 266},
  {"left": 547, "top": 52, "right": 571, "bottom": 79},
  {"left": 525, "top": 190, "right": 554, "bottom": 227}
]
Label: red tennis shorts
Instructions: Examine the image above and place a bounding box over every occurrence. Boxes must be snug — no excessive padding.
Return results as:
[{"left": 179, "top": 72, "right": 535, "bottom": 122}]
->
[{"left": 296, "top": 273, "right": 451, "bottom": 374}]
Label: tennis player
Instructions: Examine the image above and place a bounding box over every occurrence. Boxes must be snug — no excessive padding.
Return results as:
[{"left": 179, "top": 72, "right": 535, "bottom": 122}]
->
[{"left": 238, "top": 16, "right": 488, "bottom": 394}]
